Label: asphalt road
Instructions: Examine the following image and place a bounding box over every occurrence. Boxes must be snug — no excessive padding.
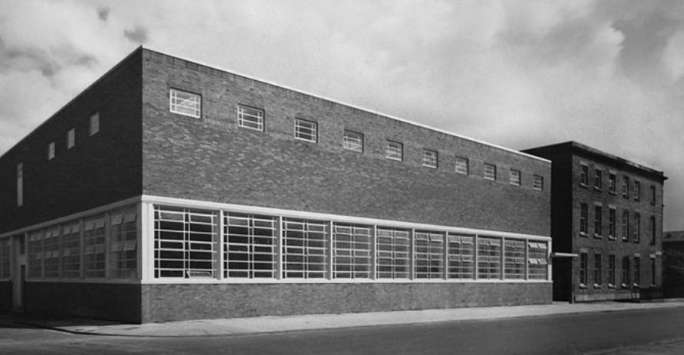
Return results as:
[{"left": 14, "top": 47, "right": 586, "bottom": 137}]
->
[{"left": 2, "top": 306, "right": 684, "bottom": 354}]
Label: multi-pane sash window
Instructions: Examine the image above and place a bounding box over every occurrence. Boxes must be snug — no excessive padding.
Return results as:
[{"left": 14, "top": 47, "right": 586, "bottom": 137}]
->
[
  {"left": 478, "top": 237, "right": 501, "bottom": 279},
  {"left": 579, "top": 203, "right": 588, "bottom": 235},
  {"left": 608, "top": 255, "right": 616, "bottom": 286},
  {"left": 580, "top": 165, "right": 589, "bottom": 185},
  {"left": 0, "top": 239, "right": 9, "bottom": 279},
  {"left": 47, "top": 142, "right": 55, "bottom": 160},
  {"left": 385, "top": 140, "right": 403, "bottom": 161},
  {"left": 509, "top": 169, "right": 521, "bottom": 186},
  {"left": 579, "top": 253, "right": 588, "bottom": 286},
  {"left": 225, "top": 213, "right": 277, "bottom": 278},
  {"left": 594, "top": 205, "right": 602, "bottom": 237},
  {"left": 414, "top": 231, "right": 444, "bottom": 279},
  {"left": 43, "top": 227, "right": 60, "bottom": 278},
  {"left": 483, "top": 163, "right": 497, "bottom": 181},
  {"left": 282, "top": 219, "right": 328, "bottom": 279},
  {"left": 621, "top": 256, "right": 630, "bottom": 287},
  {"left": 634, "top": 257, "right": 640, "bottom": 286},
  {"left": 533, "top": 175, "right": 544, "bottom": 190},
  {"left": 622, "top": 210, "right": 630, "bottom": 241},
  {"left": 343, "top": 130, "right": 363, "bottom": 152},
  {"left": 28, "top": 231, "right": 43, "bottom": 278},
  {"left": 650, "top": 185, "right": 656, "bottom": 206},
  {"left": 650, "top": 216, "right": 656, "bottom": 245},
  {"left": 634, "top": 181, "right": 641, "bottom": 201},
  {"left": 447, "top": 234, "right": 474, "bottom": 279},
  {"left": 504, "top": 239, "right": 525, "bottom": 279},
  {"left": 528, "top": 241, "right": 548, "bottom": 280},
  {"left": 376, "top": 228, "right": 410, "bottom": 279},
  {"left": 84, "top": 215, "right": 106, "bottom": 278},
  {"left": 454, "top": 157, "right": 469, "bottom": 175},
  {"left": 294, "top": 118, "right": 318, "bottom": 143},
  {"left": 594, "top": 169, "right": 602, "bottom": 189},
  {"left": 154, "top": 207, "right": 217, "bottom": 278},
  {"left": 237, "top": 105, "right": 265, "bottom": 131},
  {"left": 89, "top": 112, "right": 100, "bottom": 135},
  {"left": 61, "top": 222, "right": 81, "bottom": 278},
  {"left": 109, "top": 209, "right": 138, "bottom": 279},
  {"left": 622, "top": 176, "right": 630, "bottom": 198},
  {"left": 16, "top": 163, "right": 23, "bottom": 207},
  {"left": 608, "top": 208, "right": 616, "bottom": 239},
  {"left": 634, "top": 213, "right": 641, "bottom": 243},
  {"left": 169, "top": 88, "right": 201, "bottom": 118},
  {"left": 67, "top": 128, "right": 75, "bottom": 149},
  {"left": 651, "top": 257, "right": 656, "bottom": 286},
  {"left": 594, "top": 253, "right": 602, "bottom": 286},
  {"left": 333, "top": 224, "right": 371, "bottom": 279},
  {"left": 422, "top": 149, "right": 438, "bottom": 168},
  {"left": 608, "top": 173, "right": 616, "bottom": 193}
]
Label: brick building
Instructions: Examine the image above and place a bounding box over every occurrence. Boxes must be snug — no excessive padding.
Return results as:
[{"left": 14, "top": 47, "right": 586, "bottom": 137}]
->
[
  {"left": 663, "top": 231, "right": 684, "bottom": 297},
  {"left": 524, "top": 142, "right": 666, "bottom": 302},
  {"left": 0, "top": 47, "right": 552, "bottom": 323}
]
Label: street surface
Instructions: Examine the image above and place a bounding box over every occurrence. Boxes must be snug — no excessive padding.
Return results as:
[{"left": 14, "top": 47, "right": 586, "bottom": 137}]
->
[{"left": 2, "top": 306, "right": 684, "bottom": 354}]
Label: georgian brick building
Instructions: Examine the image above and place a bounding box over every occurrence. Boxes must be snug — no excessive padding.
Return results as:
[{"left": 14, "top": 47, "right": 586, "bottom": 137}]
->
[
  {"left": 0, "top": 47, "right": 552, "bottom": 323},
  {"left": 524, "top": 142, "right": 666, "bottom": 302}
]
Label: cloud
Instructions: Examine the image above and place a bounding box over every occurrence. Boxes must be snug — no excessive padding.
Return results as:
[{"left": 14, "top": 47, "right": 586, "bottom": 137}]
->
[
  {"left": 97, "top": 6, "right": 110, "bottom": 22},
  {"left": 123, "top": 25, "right": 148, "bottom": 43}
]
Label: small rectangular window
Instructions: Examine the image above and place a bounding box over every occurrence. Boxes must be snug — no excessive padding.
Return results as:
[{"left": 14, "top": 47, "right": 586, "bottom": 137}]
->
[
  {"left": 47, "top": 142, "right": 55, "bottom": 160},
  {"left": 608, "top": 173, "right": 617, "bottom": 193},
  {"left": 580, "top": 165, "right": 589, "bottom": 185},
  {"left": 169, "top": 88, "right": 201, "bottom": 118},
  {"left": 237, "top": 105, "right": 264, "bottom": 131},
  {"left": 579, "top": 253, "right": 588, "bottom": 287},
  {"left": 16, "top": 163, "right": 23, "bottom": 207},
  {"left": 594, "top": 205, "right": 602, "bottom": 237},
  {"left": 454, "top": 157, "right": 469, "bottom": 175},
  {"left": 483, "top": 163, "right": 496, "bottom": 181},
  {"left": 343, "top": 130, "right": 363, "bottom": 152},
  {"left": 509, "top": 169, "right": 521, "bottom": 186},
  {"left": 634, "top": 181, "right": 641, "bottom": 201},
  {"left": 385, "top": 140, "right": 403, "bottom": 161},
  {"left": 422, "top": 149, "right": 438, "bottom": 168},
  {"left": 89, "top": 112, "right": 100, "bottom": 135},
  {"left": 594, "top": 169, "right": 602, "bottom": 190},
  {"left": 533, "top": 175, "right": 544, "bottom": 191},
  {"left": 594, "top": 253, "right": 602, "bottom": 286},
  {"left": 579, "top": 203, "right": 588, "bottom": 235},
  {"left": 294, "top": 118, "right": 318, "bottom": 143},
  {"left": 67, "top": 129, "right": 75, "bottom": 149}
]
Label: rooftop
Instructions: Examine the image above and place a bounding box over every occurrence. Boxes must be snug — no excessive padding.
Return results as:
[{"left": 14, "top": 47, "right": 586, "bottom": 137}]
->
[{"left": 664, "top": 231, "right": 684, "bottom": 242}]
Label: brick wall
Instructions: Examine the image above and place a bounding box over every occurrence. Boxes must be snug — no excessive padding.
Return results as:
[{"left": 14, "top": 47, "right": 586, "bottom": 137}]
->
[
  {"left": 0, "top": 49, "right": 143, "bottom": 234},
  {"left": 141, "top": 49, "right": 551, "bottom": 236},
  {"left": 141, "top": 282, "right": 551, "bottom": 322}
]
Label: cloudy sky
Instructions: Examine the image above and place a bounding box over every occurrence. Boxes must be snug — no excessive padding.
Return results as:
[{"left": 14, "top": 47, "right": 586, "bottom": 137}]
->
[{"left": 0, "top": 0, "right": 683, "bottom": 230}]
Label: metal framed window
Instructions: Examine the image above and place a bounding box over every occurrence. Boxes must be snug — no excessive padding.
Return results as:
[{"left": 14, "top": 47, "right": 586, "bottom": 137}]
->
[
  {"left": 533, "top": 175, "right": 544, "bottom": 191},
  {"left": 0, "top": 238, "right": 10, "bottom": 279},
  {"left": 16, "top": 163, "right": 23, "bottom": 207},
  {"left": 237, "top": 105, "right": 265, "bottom": 131},
  {"left": 621, "top": 210, "right": 630, "bottom": 241},
  {"left": 454, "top": 157, "right": 469, "bottom": 175},
  {"left": 385, "top": 140, "right": 403, "bottom": 161},
  {"left": 608, "top": 255, "right": 616, "bottom": 286},
  {"left": 109, "top": 208, "right": 138, "bottom": 279},
  {"left": 422, "top": 149, "right": 438, "bottom": 168},
  {"left": 579, "top": 203, "right": 588, "bottom": 235},
  {"left": 169, "top": 88, "right": 201, "bottom": 118},
  {"left": 504, "top": 238, "right": 525, "bottom": 279},
  {"left": 483, "top": 163, "right": 497, "bottom": 181},
  {"left": 43, "top": 227, "right": 60, "bottom": 278},
  {"left": 154, "top": 206, "right": 217, "bottom": 278},
  {"left": 579, "top": 253, "right": 588, "bottom": 287},
  {"left": 376, "top": 228, "right": 410, "bottom": 279},
  {"left": 282, "top": 219, "right": 328, "bottom": 279},
  {"left": 343, "top": 130, "right": 363, "bottom": 152},
  {"left": 225, "top": 213, "right": 277, "bottom": 278},
  {"left": 28, "top": 230, "right": 43, "bottom": 278},
  {"left": 594, "top": 169, "right": 602, "bottom": 189},
  {"left": 61, "top": 222, "right": 81, "bottom": 278},
  {"left": 415, "top": 231, "right": 444, "bottom": 279},
  {"left": 634, "top": 212, "right": 641, "bottom": 243},
  {"left": 294, "top": 118, "right": 318, "bottom": 143},
  {"left": 509, "top": 169, "right": 521, "bottom": 186},
  {"left": 447, "top": 234, "right": 474, "bottom": 279},
  {"left": 608, "top": 208, "right": 616, "bottom": 239},
  {"left": 527, "top": 241, "right": 548, "bottom": 280},
  {"left": 594, "top": 205, "right": 602, "bottom": 237},
  {"left": 84, "top": 215, "right": 106, "bottom": 278},
  {"left": 89, "top": 112, "right": 100, "bottom": 135},
  {"left": 477, "top": 236, "right": 501, "bottom": 279},
  {"left": 47, "top": 142, "right": 55, "bottom": 160},
  {"left": 333, "top": 224, "right": 371, "bottom": 279},
  {"left": 593, "top": 253, "right": 602, "bottom": 286},
  {"left": 67, "top": 128, "right": 75, "bottom": 149}
]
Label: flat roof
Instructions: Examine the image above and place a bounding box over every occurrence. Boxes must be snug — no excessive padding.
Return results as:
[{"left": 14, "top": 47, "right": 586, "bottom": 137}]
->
[
  {"left": 143, "top": 46, "right": 550, "bottom": 164},
  {"left": 665, "top": 231, "right": 684, "bottom": 242}
]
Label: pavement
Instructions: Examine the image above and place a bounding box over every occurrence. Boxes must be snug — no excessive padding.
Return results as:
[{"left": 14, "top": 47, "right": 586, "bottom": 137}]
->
[{"left": 10, "top": 299, "right": 684, "bottom": 338}]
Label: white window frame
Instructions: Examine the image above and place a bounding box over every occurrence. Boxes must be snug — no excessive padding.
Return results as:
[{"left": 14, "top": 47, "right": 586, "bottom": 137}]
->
[
  {"left": 509, "top": 169, "right": 521, "bottom": 186},
  {"left": 454, "top": 157, "right": 469, "bottom": 175},
  {"left": 422, "top": 149, "right": 438, "bottom": 168},
  {"left": 236, "top": 104, "right": 265, "bottom": 131},
  {"left": 294, "top": 118, "right": 318, "bottom": 143},
  {"left": 483, "top": 163, "right": 496, "bottom": 181},
  {"left": 376, "top": 228, "right": 410, "bottom": 279},
  {"left": 343, "top": 130, "right": 363, "bottom": 153},
  {"left": 169, "top": 88, "right": 201, "bottom": 119},
  {"left": 282, "top": 219, "right": 329, "bottom": 279},
  {"left": 385, "top": 140, "right": 403, "bottom": 161}
]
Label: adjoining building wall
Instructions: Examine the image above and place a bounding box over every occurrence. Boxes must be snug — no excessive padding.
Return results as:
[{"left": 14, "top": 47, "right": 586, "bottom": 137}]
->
[
  {"left": 0, "top": 281, "right": 11, "bottom": 312},
  {"left": 0, "top": 49, "right": 143, "bottom": 234},
  {"left": 24, "top": 282, "right": 141, "bottom": 323},
  {"left": 663, "top": 239, "right": 684, "bottom": 298},
  {"left": 140, "top": 282, "right": 551, "bottom": 323},
  {"left": 141, "top": 48, "right": 551, "bottom": 237}
]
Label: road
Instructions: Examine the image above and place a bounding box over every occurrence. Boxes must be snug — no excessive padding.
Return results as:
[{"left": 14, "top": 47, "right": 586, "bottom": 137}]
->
[{"left": 2, "top": 306, "right": 684, "bottom": 354}]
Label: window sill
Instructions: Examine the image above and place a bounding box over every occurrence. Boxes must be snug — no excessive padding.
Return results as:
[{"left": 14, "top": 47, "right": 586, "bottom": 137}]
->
[
  {"left": 608, "top": 236, "right": 616, "bottom": 241},
  {"left": 593, "top": 234, "right": 602, "bottom": 239},
  {"left": 609, "top": 191, "right": 617, "bottom": 195},
  {"left": 593, "top": 283, "right": 602, "bottom": 289},
  {"left": 593, "top": 187, "right": 602, "bottom": 192},
  {"left": 579, "top": 183, "right": 588, "bottom": 189},
  {"left": 622, "top": 238, "right": 629, "bottom": 242},
  {"left": 579, "top": 284, "right": 587, "bottom": 289},
  {"left": 579, "top": 232, "right": 588, "bottom": 238},
  {"left": 608, "top": 284, "right": 615, "bottom": 289}
]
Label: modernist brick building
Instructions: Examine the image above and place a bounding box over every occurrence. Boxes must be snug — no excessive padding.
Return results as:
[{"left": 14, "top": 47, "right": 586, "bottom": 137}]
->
[
  {"left": 524, "top": 142, "right": 666, "bottom": 302},
  {"left": 0, "top": 47, "right": 552, "bottom": 323},
  {"left": 663, "top": 231, "right": 684, "bottom": 297}
]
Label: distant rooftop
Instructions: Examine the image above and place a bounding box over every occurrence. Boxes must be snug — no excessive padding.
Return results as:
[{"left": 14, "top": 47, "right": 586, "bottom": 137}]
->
[{"left": 664, "top": 231, "right": 684, "bottom": 242}]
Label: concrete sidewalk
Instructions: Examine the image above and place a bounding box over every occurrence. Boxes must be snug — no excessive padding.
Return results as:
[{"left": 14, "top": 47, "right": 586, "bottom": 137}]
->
[{"left": 16, "top": 300, "right": 684, "bottom": 337}]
